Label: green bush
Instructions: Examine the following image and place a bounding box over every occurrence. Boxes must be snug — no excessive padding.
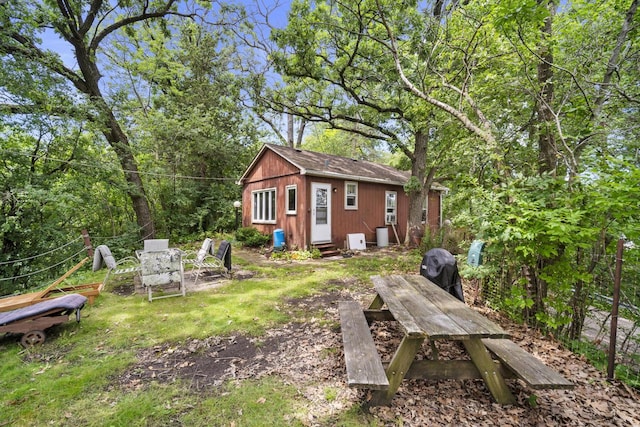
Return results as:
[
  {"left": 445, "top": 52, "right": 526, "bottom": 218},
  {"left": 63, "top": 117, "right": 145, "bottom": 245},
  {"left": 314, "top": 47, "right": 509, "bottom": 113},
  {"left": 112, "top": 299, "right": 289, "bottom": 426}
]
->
[{"left": 236, "top": 227, "right": 270, "bottom": 247}]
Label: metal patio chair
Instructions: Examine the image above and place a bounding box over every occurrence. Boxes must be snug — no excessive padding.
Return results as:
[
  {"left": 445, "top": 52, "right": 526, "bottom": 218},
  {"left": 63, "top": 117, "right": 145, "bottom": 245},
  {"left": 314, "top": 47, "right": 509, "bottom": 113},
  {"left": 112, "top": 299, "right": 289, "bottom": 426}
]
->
[
  {"left": 93, "top": 244, "right": 141, "bottom": 289},
  {"left": 184, "top": 239, "right": 231, "bottom": 284}
]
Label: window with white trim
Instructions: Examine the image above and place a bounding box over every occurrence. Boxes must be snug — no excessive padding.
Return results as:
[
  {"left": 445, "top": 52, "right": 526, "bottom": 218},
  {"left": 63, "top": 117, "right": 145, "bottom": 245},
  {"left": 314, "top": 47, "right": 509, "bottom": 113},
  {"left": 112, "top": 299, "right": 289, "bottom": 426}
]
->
[
  {"left": 252, "top": 188, "right": 276, "bottom": 223},
  {"left": 345, "top": 181, "right": 358, "bottom": 210},
  {"left": 286, "top": 185, "right": 297, "bottom": 215},
  {"left": 385, "top": 191, "right": 397, "bottom": 225}
]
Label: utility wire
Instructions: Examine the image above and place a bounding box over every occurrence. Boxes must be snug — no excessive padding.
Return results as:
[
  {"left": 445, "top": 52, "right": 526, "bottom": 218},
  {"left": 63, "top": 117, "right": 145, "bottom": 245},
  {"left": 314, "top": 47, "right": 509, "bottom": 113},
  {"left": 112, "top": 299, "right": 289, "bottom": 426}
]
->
[
  {"left": 0, "top": 236, "right": 84, "bottom": 265},
  {"left": 0, "top": 248, "right": 87, "bottom": 282},
  {"left": 1, "top": 149, "right": 241, "bottom": 181},
  {"left": 92, "top": 221, "right": 157, "bottom": 245}
]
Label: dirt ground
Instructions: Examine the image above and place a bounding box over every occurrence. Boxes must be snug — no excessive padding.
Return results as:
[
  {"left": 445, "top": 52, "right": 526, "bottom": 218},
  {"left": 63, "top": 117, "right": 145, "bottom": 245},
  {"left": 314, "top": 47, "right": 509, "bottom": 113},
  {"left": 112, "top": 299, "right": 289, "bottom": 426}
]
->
[{"left": 111, "top": 272, "right": 640, "bottom": 427}]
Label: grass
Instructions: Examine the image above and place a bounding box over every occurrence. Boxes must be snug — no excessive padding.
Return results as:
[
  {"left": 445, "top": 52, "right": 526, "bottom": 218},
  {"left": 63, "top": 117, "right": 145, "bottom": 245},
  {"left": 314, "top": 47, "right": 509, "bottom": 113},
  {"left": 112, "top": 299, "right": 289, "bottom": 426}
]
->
[{"left": 0, "top": 246, "right": 418, "bottom": 426}]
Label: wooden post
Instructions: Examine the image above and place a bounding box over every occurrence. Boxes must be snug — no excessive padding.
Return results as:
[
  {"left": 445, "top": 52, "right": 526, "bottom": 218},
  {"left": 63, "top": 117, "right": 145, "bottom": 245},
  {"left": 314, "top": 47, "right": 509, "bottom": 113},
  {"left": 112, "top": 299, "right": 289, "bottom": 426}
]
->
[
  {"left": 463, "top": 339, "right": 516, "bottom": 404},
  {"left": 370, "top": 335, "right": 424, "bottom": 406},
  {"left": 82, "top": 229, "right": 94, "bottom": 257},
  {"left": 607, "top": 236, "right": 624, "bottom": 381}
]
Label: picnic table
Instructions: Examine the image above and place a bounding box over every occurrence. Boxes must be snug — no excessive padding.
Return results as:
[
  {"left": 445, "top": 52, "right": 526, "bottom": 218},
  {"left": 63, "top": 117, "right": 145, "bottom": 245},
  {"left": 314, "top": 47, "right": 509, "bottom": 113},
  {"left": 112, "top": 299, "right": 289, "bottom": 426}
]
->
[{"left": 338, "top": 274, "right": 573, "bottom": 406}]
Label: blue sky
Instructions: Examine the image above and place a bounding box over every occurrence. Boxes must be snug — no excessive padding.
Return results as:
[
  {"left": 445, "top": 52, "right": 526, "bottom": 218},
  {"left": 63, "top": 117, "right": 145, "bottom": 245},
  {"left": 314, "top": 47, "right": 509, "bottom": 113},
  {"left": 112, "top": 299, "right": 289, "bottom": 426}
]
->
[{"left": 40, "top": 0, "right": 292, "bottom": 69}]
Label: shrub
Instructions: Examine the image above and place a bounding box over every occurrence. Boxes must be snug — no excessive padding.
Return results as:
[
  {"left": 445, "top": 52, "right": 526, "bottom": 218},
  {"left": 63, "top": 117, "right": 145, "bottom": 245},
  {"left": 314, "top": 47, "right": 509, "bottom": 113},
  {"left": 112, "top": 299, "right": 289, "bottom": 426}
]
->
[{"left": 236, "top": 227, "right": 270, "bottom": 247}]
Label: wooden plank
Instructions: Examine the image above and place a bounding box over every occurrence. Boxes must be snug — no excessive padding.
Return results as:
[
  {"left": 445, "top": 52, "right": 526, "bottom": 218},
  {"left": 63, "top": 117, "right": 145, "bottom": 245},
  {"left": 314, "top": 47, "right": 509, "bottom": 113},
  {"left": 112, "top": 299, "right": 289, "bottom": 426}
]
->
[
  {"left": 372, "top": 275, "right": 470, "bottom": 339},
  {"left": 396, "top": 359, "right": 515, "bottom": 381},
  {"left": 482, "top": 339, "right": 574, "bottom": 390},
  {"left": 0, "top": 314, "right": 69, "bottom": 335},
  {"left": 464, "top": 339, "right": 516, "bottom": 404},
  {"left": 371, "top": 276, "right": 425, "bottom": 337},
  {"left": 404, "top": 275, "right": 509, "bottom": 339},
  {"left": 38, "top": 257, "right": 90, "bottom": 298},
  {"left": 0, "top": 293, "right": 41, "bottom": 312},
  {"left": 40, "top": 283, "right": 101, "bottom": 305},
  {"left": 338, "top": 301, "right": 389, "bottom": 390},
  {"left": 363, "top": 309, "right": 395, "bottom": 322},
  {"left": 0, "top": 258, "right": 94, "bottom": 313},
  {"left": 370, "top": 335, "right": 424, "bottom": 406}
]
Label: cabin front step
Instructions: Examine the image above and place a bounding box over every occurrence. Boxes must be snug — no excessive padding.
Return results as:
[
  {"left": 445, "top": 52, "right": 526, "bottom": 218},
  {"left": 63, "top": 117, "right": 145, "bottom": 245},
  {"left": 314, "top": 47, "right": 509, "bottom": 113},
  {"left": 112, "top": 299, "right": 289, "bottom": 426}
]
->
[{"left": 313, "top": 243, "right": 341, "bottom": 258}]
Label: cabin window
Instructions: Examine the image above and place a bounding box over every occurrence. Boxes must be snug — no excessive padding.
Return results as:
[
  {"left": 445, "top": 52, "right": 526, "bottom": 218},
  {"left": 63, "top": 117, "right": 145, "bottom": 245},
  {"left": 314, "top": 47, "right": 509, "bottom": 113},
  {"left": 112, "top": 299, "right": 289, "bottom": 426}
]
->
[
  {"left": 286, "top": 185, "right": 297, "bottom": 215},
  {"left": 252, "top": 188, "right": 276, "bottom": 224},
  {"left": 345, "top": 181, "right": 358, "bottom": 210},
  {"left": 385, "top": 191, "right": 397, "bottom": 225}
]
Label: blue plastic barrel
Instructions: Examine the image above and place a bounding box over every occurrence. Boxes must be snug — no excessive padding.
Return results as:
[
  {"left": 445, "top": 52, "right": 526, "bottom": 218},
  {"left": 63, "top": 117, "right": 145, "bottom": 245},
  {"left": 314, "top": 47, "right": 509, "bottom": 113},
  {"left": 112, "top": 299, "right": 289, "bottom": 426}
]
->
[{"left": 273, "top": 229, "right": 285, "bottom": 249}]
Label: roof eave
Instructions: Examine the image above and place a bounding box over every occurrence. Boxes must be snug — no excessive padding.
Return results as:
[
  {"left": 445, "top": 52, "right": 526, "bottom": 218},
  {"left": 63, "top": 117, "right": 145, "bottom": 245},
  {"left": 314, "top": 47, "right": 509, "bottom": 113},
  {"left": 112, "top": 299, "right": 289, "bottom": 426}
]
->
[{"left": 303, "top": 170, "right": 407, "bottom": 186}]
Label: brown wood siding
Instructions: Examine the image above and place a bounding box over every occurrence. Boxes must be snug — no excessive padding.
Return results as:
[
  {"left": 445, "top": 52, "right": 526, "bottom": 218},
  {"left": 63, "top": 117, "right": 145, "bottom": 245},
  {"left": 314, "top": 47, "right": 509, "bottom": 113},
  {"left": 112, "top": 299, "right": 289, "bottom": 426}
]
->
[
  {"left": 305, "top": 178, "right": 408, "bottom": 249},
  {"left": 243, "top": 149, "right": 299, "bottom": 183},
  {"left": 427, "top": 190, "right": 441, "bottom": 234},
  {"left": 241, "top": 149, "right": 306, "bottom": 248},
  {"left": 242, "top": 173, "right": 308, "bottom": 249},
  {"left": 240, "top": 148, "right": 443, "bottom": 249}
]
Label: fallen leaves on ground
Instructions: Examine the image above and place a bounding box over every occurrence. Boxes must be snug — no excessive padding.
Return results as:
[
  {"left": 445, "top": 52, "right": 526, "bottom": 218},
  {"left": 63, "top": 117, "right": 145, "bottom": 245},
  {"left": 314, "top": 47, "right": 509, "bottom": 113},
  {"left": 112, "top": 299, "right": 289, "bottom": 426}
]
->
[{"left": 114, "top": 286, "right": 640, "bottom": 426}]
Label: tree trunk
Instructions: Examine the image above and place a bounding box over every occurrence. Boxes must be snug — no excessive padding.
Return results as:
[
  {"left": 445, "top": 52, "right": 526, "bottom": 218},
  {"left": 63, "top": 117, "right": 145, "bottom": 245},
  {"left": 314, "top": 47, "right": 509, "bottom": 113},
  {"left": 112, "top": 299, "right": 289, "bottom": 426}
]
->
[
  {"left": 287, "top": 112, "right": 294, "bottom": 147},
  {"left": 521, "top": 0, "right": 557, "bottom": 326},
  {"left": 72, "top": 36, "right": 156, "bottom": 240},
  {"left": 536, "top": 0, "right": 557, "bottom": 175},
  {"left": 405, "top": 130, "right": 430, "bottom": 247},
  {"left": 102, "top": 107, "right": 156, "bottom": 239},
  {"left": 569, "top": 281, "right": 587, "bottom": 340}
]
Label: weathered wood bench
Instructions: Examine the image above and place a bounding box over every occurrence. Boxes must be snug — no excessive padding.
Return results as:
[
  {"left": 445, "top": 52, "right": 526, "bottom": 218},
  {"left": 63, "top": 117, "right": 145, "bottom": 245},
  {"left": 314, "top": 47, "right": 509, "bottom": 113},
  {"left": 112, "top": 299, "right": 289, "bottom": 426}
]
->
[
  {"left": 482, "top": 338, "right": 574, "bottom": 390},
  {"left": 338, "top": 301, "right": 389, "bottom": 390}
]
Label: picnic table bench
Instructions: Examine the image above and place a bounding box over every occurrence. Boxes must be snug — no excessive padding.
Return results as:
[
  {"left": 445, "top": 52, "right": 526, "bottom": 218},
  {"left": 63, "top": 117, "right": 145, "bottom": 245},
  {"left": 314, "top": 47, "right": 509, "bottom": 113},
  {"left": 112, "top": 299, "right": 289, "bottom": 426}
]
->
[
  {"left": 338, "top": 301, "right": 389, "bottom": 389},
  {"left": 338, "top": 274, "right": 573, "bottom": 406}
]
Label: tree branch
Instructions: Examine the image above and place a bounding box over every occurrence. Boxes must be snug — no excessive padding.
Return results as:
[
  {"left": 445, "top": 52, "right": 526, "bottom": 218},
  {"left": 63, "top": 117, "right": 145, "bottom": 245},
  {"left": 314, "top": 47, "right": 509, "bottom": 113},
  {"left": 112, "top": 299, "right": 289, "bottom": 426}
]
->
[
  {"left": 375, "top": 0, "right": 497, "bottom": 147},
  {"left": 592, "top": 0, "right": 638, "bottom": 119},
  {"left": 0, "top": 32, "right": 88, "bottom": 92}
]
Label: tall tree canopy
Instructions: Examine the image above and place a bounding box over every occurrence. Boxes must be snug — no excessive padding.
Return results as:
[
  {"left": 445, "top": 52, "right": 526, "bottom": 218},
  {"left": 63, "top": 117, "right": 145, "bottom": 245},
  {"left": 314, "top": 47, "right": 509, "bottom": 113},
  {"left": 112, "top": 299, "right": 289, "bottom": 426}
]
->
[
  {"left": 267, "top": 0, "right": 500, "bottom": 244},
  {"left": 0, "top": 1, "right": 259, "bottom": 293},
  {"left": 0, "top": 0, "right": 212, "bottom": 239},
  {"left": 266, "top": 0, "right": 639, "bottom": 334}
]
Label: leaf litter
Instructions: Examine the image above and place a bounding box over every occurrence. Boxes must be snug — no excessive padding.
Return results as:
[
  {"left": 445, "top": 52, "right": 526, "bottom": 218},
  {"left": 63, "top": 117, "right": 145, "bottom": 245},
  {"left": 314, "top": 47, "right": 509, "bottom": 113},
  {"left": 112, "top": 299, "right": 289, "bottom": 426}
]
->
[{"left": 114, "top": 285, "right": 640, "bottom": 426}]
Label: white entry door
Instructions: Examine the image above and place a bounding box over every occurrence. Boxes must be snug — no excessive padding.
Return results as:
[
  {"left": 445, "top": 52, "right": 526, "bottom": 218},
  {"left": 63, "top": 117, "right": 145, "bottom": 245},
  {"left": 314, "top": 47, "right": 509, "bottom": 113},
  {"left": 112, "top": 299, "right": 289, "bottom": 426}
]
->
[{"left": 311, "top": 183, "right": 332, "bottom": 243}]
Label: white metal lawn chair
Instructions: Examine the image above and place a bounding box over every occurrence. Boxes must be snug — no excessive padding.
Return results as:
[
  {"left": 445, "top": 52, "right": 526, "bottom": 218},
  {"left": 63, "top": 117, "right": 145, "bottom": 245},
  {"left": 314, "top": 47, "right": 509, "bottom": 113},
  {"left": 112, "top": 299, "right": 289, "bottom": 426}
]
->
[
  {"left": 93, "top": 245, "right": 141, "bottom": 290},
  {"left": 183, "top": 239, "right": 231, "bottom": 284}
]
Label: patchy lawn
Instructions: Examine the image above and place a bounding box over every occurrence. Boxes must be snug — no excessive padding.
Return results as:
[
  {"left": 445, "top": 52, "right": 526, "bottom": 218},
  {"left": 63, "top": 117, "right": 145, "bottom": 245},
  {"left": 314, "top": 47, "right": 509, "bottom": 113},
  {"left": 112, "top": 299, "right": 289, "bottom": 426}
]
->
[{"left": 1, "top": 247, "right": 639, "bottom": 426}]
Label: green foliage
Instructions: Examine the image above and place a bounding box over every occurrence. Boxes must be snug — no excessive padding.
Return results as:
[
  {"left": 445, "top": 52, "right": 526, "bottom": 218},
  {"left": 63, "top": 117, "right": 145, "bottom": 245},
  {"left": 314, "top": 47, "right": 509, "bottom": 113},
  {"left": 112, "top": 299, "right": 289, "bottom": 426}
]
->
[
  {"left": 0, "top": 125, "right": 137, "bottom": 295},
  {"left": 403, "top": 176, "right": 422, "bottom": 196},
  {"left": 419, "top": 223, "right": 463, "bottom": 255},
  {"left": 302, "top": 126, "right": 390, "bottom": 163},
  {"left": 270, "top": 248, "right": 322, "bottom": 261},
  {"left": 502, "top": 283, "right": 535, "bottom": 321},
  {"left": 119, "top": 21, "right": 260, "bottom": 237},
  {"left": 453, "top": 160, "right": 640, "bottom": 334},
  {"left": 236, "top": 227, "right": 270, "bottom": 247}
]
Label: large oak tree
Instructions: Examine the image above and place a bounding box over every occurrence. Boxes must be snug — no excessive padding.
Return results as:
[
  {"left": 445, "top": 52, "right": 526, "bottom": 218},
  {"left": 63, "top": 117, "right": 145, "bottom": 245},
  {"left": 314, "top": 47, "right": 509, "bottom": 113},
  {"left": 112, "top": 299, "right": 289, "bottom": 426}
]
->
[{"left": 0, "top": 0, "right": 208, "bottom": 239}]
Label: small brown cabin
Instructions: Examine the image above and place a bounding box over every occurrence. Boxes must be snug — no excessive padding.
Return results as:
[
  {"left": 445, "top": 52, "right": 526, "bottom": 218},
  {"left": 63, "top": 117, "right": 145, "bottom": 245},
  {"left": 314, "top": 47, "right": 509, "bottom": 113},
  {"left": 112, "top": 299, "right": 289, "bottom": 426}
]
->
[{"left": 237, "top": 144, "right": 446, "bottom": 251}]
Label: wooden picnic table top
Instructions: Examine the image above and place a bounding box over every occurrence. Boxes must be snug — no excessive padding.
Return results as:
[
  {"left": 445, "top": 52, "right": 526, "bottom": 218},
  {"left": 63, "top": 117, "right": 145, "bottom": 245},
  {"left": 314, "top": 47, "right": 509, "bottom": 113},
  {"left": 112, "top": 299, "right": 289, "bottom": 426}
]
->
[{"left": 371, "top": 274, "right": 510, "bottom": 340}]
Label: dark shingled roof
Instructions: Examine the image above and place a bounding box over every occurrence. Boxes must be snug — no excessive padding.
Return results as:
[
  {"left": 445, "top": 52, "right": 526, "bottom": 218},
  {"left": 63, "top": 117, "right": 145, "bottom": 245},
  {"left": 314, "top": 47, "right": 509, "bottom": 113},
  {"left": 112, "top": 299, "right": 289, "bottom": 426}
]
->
[{"left": 260, "top": 144, "right": 410, "bottom": 185}]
